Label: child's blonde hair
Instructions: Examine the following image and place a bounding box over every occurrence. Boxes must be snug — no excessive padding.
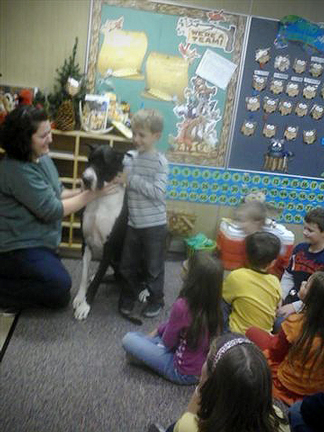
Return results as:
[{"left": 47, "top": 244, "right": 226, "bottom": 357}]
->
[
  {"left": 131, "top": 109, "right": 164, "bottom": 134},
  {"left": 233, "top": 201, "right": 267, "bottom": 226}
]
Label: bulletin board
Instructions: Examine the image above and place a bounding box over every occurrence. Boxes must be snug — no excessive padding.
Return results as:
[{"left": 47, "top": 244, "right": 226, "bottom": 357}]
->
[
  {"left": 228, "top": 16, "right": 324, "bottom": 179},
  {"left": 86, "top": 0, "right": 247, "bottom": 167}
]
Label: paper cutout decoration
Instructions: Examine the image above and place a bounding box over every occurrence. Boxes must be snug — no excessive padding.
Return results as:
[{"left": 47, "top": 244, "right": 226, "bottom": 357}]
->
[
  {"left": 303, "top": 84, "right": 318, "bottom": 99},
  {"left": 263, "top": 97, "right": 278, "bottom": 113},
  {"left": 275, "top": 16, "right": 324, "bottom": 53},
  {"left": 246, "top": 96, "right": 260, "bottom": 111},
  {"left": 310, "top": 62, "right": 323, "bottom": 77},
  {"left": 310, "top": 104, "right": 324, "bottom": 120},
  {"left": 284, "top": 125, "right": 299, "bottom": 141},
  {"left": 255, "top": 48, "right": 270, "bottom": 67},
  {"left": 270, "top": 79, "right": 284, "bottom": 95},
  {"left": 286, "top": 82, "right": 300, "bottom": 97},
  {"left": 263, "top": 139, "right": 293, "bottom": 173},
  {"left": 274, "top": 55, "right": 290, "bottom": 72},
  {"left": 279, "top": 100, "right": 293, "bottom": 116},
  {"left": 98, "top": 26, "right": 148, "bottom": 79},
  {"left": 241, "top": 120, "right": 256, "bottom": 136},
  {"left": 263, "top": 123, "right": 277, "bottom": 138},
  {"left": 293, "top": 58, "right": 307, "bottom": 74},
  {"left": 143, "top": 52, "right": 189, "bottom": 102},
  {"left": 295, "top": 102, "right": 308, "bottom": 117},
  {"left": 196, "top": 49, "right": 237, "bottom": 90},
  {"left": 303, "top": 130, "right": 317, "bottom": 144},
  {"left": 252, "top": 74, "right": 267, "bottom": 91}
]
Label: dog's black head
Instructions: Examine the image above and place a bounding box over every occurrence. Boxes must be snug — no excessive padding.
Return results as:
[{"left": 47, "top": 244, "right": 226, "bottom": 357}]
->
[{"left": 82, "top": 144, "right": 124, "bottom": 190}]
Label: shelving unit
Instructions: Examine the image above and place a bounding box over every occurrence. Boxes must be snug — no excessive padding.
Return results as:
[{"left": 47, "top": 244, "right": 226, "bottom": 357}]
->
[{"left": 50, "top": 129, "right": 132, "bottom": 254}]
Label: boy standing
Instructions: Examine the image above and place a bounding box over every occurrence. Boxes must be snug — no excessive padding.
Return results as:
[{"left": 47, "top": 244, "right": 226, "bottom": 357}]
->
[
  {"left": 117, "top": 109, "right": 168, "bottom": 318},
  {"left": 277, "top": 208, "right": 324, "bottom": 318},
  {"left": 222, "top": 231, "right": 281, "bottom": 334}
]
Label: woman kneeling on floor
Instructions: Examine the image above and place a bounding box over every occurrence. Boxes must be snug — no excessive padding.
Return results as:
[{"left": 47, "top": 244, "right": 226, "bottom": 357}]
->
[{"left": 0, "top": 106, "right": 117, "bottom": 312}]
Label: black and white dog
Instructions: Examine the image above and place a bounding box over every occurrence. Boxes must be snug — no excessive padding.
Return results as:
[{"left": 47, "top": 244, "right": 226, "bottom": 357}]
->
[{"left": 73, "top": 144, "right": 128, "bottom": 320}]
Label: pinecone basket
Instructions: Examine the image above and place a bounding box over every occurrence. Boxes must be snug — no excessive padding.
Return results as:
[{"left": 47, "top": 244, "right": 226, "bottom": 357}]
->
[{"left": 56, "top": 100, "right": 75, "bottom": 131}]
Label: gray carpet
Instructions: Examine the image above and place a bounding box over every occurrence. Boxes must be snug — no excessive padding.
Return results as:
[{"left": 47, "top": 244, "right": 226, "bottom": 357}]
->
[{"left": 0, "top": 259, "right": 193, "bottom": 432}]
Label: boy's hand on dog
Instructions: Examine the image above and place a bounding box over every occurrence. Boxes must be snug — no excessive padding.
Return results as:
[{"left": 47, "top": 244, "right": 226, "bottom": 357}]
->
[{"left": 114, "top": 172, "right": 127, "bottom": 185}]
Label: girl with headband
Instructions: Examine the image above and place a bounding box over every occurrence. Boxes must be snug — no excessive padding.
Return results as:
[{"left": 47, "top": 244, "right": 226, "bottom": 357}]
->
[{"left": 158, "top": 333, "right": 289, "bottom": 432}]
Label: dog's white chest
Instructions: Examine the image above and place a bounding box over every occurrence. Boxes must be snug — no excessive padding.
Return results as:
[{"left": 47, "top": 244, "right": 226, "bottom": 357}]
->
[{"left": 82, "top": 188, "right": 125, "bottom": 259}]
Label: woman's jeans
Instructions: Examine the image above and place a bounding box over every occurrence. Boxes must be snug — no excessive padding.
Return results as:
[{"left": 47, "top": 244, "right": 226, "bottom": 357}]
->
[
  {"left": 122, "top": 332, "right": 198, "bottom": 385},
  {"left": 0, "top": 247, "right": 71, "bottom": 309}
]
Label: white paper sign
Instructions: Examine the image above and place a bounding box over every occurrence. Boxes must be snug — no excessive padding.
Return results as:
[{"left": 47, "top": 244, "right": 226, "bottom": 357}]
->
[{"left": 196, "top": 49, "right": 237, "bottom": 90}]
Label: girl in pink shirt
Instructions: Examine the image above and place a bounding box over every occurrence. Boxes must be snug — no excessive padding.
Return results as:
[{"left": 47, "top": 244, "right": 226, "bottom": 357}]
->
[{"left": 122, "top": 252, "right": 224, "bottom": 384}]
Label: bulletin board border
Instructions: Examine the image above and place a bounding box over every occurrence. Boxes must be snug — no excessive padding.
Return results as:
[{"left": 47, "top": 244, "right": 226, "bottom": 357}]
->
[{"left": 167, "top": 163, "right": 324, "bottom": 225}]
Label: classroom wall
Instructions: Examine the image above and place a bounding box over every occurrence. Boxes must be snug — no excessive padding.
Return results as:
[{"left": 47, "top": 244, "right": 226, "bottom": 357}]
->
[
  {"left": 0, "top": 0, "right": 90, "bottom": 91},
  {"left": 2, "top": 0, "right": 322, "bottom": 245}
]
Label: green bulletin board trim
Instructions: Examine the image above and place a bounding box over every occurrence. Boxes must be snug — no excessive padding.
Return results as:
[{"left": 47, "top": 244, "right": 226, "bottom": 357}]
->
[{"left": 167, "top": 163, "right": 324, "bottom": 225}]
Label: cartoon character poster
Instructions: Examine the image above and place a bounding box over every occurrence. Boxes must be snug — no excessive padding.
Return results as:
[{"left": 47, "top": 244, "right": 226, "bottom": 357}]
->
[{"left": 88, "top": 1, "right": 246, "bottom": 167}]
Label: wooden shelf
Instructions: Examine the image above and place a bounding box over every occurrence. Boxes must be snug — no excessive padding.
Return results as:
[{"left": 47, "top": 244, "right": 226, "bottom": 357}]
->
[
  {"left": 52, "top": 129, "right": 131, "bottom": 143},
  {"left": 49, "top": 150, "right": 87, "bottom": 162}
]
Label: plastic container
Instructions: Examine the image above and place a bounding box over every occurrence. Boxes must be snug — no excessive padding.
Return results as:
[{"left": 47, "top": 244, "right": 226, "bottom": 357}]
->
[
  {"left": 217, "top": 218, "right": 295, "bottom": 277},
  {"left": 185, "top": 233, "right": 217, "bottom": 258}
]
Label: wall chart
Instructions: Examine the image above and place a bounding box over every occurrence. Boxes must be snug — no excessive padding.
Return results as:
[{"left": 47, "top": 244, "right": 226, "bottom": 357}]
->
[{"left": 87, "top": 0, "right": 247, "bottom": 167}]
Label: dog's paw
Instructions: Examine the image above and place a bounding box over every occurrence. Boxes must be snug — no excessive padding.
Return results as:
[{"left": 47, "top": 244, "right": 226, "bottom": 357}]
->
[
  {"left": 74, "top": 301, "right": 91, "bottom": 320},
  {"left": 73, "top": 294, "right": 85, "bottom": 310}
]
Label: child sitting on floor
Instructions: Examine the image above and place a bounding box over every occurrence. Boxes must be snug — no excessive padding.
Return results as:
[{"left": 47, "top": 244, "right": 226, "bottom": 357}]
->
[
  {"left": 277, "top": 208, "right": 324, "bottom": 320},
  {"left": 247, "top": 271, "right": 324, "bottom": 406},
  {"left": 166, "top": 333, "right": 289, "bottom": 432},
  {"left": 122, "top": 252, "right": 223, "bottom": 385},
  {"left": 222, "top": 231, "right": 281, "bottom": 334}
]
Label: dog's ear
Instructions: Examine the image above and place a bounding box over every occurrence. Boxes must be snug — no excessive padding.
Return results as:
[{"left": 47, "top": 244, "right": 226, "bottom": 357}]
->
[{"left": 85, "top": 143, "right": 96, "bottom": 154}]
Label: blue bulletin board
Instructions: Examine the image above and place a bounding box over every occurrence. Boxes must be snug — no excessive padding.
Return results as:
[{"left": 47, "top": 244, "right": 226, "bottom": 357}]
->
[{"left": 229, "top": 17, "right": 324, "bottom": 179}]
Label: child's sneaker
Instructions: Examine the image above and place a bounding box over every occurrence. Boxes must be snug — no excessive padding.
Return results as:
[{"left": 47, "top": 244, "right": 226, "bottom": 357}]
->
[{"left": 142, "top": 302, "right": 163, "bottom": 318}]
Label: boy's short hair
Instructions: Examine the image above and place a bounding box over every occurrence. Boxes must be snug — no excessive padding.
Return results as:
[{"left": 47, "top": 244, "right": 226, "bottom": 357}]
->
[
  {"left": 245, "top": 232, "right": 281, "bottom": 269},
  {"left": 131, "top": 109, "right": 164, "bottom": 134},
  {"left": 305, "top": 208, "right": 324, "bottom": 232}
]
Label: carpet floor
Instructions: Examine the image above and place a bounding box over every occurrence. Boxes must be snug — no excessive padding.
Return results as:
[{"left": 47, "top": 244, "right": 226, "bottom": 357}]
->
[{"left": 0, "top": 258, "right": 193, "bottom": 432}]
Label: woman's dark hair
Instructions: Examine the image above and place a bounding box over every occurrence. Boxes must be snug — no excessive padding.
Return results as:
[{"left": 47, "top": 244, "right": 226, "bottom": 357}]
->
[
  {"left": 0, "top": 106, "right": 48, "bottom": 161},
  {"left": 178, "top": 251, "right": 223, "bottom": 350},
  {"left": 288, "top": 271, "right": 324, "bottom": 373},
  {"left": 198, "top": 333, "right": 284, "bottom": 432}
]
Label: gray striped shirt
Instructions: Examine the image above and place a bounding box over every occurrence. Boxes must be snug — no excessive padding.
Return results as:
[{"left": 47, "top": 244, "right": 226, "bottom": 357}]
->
[{"left": 124, "top": 150, "right": 168, "bottom": 228}]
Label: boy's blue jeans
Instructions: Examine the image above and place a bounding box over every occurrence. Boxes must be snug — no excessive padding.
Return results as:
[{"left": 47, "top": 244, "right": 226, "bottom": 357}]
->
[
  {"left": 0, "top": 247, "right": 71, "bottom": 309},
  {"left": 122, "top": 332, "right": 198, "bottom": 385},
  {"left": 119, "top": 225, "right": 166, "bottom": 305}
]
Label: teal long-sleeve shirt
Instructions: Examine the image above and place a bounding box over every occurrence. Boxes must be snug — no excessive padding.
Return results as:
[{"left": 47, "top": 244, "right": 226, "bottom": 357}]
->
[{"left": 0, "top": 155, "right": 64, "bottom": 252}]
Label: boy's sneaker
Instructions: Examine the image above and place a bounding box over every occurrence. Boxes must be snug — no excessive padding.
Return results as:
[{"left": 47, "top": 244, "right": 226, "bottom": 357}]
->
[
  {"left": 142, "top": 302, "right": 163, "bottom": 318},
  {"left": 118, "top": 298, "right": 135, "bottom": 316}
]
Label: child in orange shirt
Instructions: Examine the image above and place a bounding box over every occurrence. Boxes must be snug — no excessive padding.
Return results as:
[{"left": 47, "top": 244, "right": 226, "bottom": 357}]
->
[{"left": 246, "top": 271, "right": 324, "bottom": 406}]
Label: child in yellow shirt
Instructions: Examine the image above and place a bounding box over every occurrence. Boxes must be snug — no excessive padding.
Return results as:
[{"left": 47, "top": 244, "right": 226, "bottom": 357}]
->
[{"left": 222, "top": 231, "right": 281, "bottom": 334}]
